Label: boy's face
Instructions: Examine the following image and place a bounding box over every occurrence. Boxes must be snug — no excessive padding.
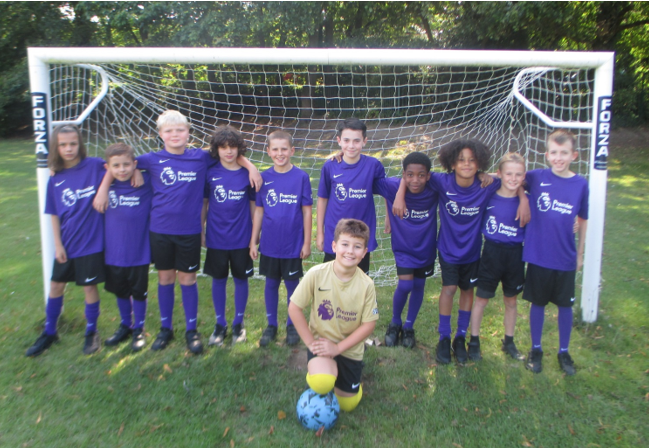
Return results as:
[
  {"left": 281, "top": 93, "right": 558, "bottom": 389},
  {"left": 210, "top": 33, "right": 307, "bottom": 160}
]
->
[
  {"left": 546, "top": 140, "right": 577, "bottom": 176},
  {"left": 218, "top": 144, "right": 239, "bottom": 166},
  {"left": 336, "top": 129, "right": 367, "bottom": 162},
  {"left": 497, "top": 161, "right": 525, "bottom": 193},
  {"left": 159, "top": 124, "right": 190, "bottom": 153},
  {"left": 402, "top": 163, "right": 431, "bottom": 194},
  {"left": 106, "top": 154, "right": 137, "bottom": 182},
  {"left": 267, "top": 138, "right": 294, "bottom": 169},
  {"left": 452, "top": 147, "right": 478, "bottom": 181},
  {"left": 332, "top": 233, "right": 368, "bottom": 269}
]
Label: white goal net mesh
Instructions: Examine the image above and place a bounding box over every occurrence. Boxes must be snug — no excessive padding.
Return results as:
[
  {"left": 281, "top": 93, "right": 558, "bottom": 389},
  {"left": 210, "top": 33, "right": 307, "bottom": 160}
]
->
[{"left": 49, "top": 62, "right": 594, "bottom": 286}]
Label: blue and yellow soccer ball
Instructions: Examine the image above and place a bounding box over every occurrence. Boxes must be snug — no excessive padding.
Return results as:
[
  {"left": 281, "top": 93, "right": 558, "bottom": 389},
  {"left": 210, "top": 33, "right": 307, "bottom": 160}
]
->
[{"left": 296, "top": 388, "right": 340, "bottom": 430}]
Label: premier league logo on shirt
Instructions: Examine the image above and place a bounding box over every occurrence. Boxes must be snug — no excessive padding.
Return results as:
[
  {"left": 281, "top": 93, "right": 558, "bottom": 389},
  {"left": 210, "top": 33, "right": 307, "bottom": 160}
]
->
[
  {"left": 214, "top": 185, "right": 227, "bottom": 203},
  {"left": 486, "top": 215, "right": 498, "bottom": 234},
  {"left": 61, "top": 188, "right": 77, "bottom": 207},
  {"left": 537, "top": 192, "right": 551, "bottom": 212},
  {"left": 403, "top": 209, "right": 410, "bottom": 219},
  {"left": 161, "top": 167, "right": 176, "bottom": 186},
  {"left": 266, "top": 189, "right": 278, "bottom": 207},
  {"left": 445, "top": 200, "right": 459, "bottom": 216},
  {"left": 109, "top": 191, "right": 119, "bottom": 209},
  {"left": 335, "top": 183, "right": 347, "bottom": 201},
  {"left": 318, "top": 300, "right": 334, "bottom": 321}
]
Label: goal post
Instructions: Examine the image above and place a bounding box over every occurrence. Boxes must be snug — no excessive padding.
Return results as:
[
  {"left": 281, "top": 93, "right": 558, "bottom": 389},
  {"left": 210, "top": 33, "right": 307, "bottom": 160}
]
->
[{"left": 27, "top": 47, "right": 614, "bottom": 323}]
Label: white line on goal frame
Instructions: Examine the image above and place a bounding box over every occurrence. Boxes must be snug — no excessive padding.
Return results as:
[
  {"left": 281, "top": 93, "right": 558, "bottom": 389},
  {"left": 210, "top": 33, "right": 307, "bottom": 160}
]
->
[{"left": 28, "top": 47, "right": 614, "bottom": 323}]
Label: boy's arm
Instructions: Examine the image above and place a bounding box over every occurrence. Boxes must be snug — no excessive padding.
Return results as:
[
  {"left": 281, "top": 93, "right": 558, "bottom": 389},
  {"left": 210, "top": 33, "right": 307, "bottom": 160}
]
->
[
  {"left": 576, "top": 217, "right": 588, "bottom": 271},
  {"left": 237, "top": 155, "right": 262, "bottom": 192},
  {"left": 312, "top": 321, "right": 376, "bottom": 358},
  {"left": 316, "top": 197, "right": 328, "bottom": 252},
  {"left": 130, "top": 169, "right": 144, "bottom": 187},
  {"left": 201, "top": 198, "right": 208, "bottom": 248},
  {"left": 288, "top": 302, "right": 316, "bottom": 347},
  {"left": 515, "top": 186, "right": 530, "bottom": 227},
  {"left": 477, "top": 172, "right": 495, "bottom": 188},
  {"left": 383, "top": 200, "right": 391, "bottom": 234},
  {"left": 93, "top": 170, "right": 114, "bottom": 213},
  {"left": 51, "top": 215, "right": 67, "bottom": 263},
  {"left": 301, "top": 204, "right": 312, "bottom": 259},
  {"left": 392, "top": 178, "right": 407, "bottom": 219},
  {"left": 249, "top": 206, "right": 263, "bottom": 260}
]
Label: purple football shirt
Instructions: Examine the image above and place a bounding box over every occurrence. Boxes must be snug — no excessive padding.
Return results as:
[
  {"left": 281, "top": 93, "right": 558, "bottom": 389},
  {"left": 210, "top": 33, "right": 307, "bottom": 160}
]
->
[
  {"left": 481, "top": 193, "right": 525, "bottom": 245},
  {"left": 523, "top": 169, "right": 589, "bottom": 271},
  {"left": 44, "top": 157, "right": 105, "bottom": 258},
  {"left": 205, "top": 164, "right": 256, "bottom": 250},
  {"left": 430, "top": 172, "right": 501, "bottom": 264},
  {"left": 256, "top": 166, "right": 313, "bottom": 258},
  {"left": 373, "top": 177, "right": 438, "bottom": 268},
  {"left": 317, "top": 155, "right": 386, "bottom": 253},
  {"left": 104, "top": 172, "right": 153, "bottom": 267}
]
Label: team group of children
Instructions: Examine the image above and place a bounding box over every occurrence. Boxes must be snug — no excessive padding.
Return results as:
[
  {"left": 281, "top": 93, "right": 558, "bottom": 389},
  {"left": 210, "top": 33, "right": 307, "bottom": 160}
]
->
[{"left": 26, "top": 112, "right": 588, "bottom": 412}]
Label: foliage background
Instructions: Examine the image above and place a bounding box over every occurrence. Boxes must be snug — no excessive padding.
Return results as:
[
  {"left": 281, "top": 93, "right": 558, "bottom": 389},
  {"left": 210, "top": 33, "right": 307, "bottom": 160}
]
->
[{"left": 0, "top": 1, "right": 648, "bottom": 136}]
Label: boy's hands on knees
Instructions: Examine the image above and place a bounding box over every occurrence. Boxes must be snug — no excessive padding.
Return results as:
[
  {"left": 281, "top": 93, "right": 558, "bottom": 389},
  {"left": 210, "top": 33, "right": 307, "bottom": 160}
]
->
[
  {"left": 477, "top": 172, "right": 495, "bottom": 188},
  {"left": 300, "top": 242, "right": 311, "bottom": 259},
  {"left": 311, "top": 338, "right": 341, "bottom": 358},
  {"left": 131, "top": 169, "right": 144, "bottom": 187}
]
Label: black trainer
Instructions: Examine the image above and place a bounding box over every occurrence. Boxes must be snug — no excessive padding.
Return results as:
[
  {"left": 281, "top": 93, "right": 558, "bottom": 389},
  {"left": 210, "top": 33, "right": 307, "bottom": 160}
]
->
[
  {"left": 104, "top": 324, "right": 132, "bottom": 347},
  {"left": 452, "top": 336, "right": 468, "bottom": 364},
  {"left": 501, "top": 339, "right": 525, "bottom": 361},
  {"left": 231, "top": 323, "right": 247, "bottom": 345},
  {"left": 401, "top": 328, "right": 416, "bottom": 349},
  {"left": 185, "top": 330, "right": 203, "bottom": 354},
  {"left": 436, "top": 337, "right": 452, "bottom": 364},
  {"left": 384, "top": 323, "right": 402, "bottom": 347},
  {"left": 259, "top": 325, "right": 278, "bottom": 347},
  {"left": 151, "top": 327, "right": 174, "bottom": 351},
  {"left": 525, "top": 349, "right": 543, "bottom": 373},
  {"left": 83, "top": 331, "right": 101, "bottom": 355},
  {"left": 285, "top": 324, "right": 300, "bottom": 346},
  {"left": 208, "top": 324, "right": 227, "bottom": 346},
  {"left": 557, "top": 352, "right": 576, "bottom": 376},
  {"left": 26, "top": 332, "right": 59, "bottom": 357},
  {"left": 467, "top": 338, "right": 482, "bottom": 361},
  {"left": 131, "top": 328, "right": 146, "bottom": 352}
]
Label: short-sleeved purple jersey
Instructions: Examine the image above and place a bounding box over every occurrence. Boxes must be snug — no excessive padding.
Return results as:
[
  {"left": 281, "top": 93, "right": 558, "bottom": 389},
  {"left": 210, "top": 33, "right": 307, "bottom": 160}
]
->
[
  {"left": 44, "top": 157, "right": 105, "bottom": 258},
  {"left": 104, "top": 172, "right": 153, "bottom": 267},
  {"left": 317, "top": 155, "right": 386, "bottom": 253},
  {"left": 256, "top": 166, "right": 313, "bottom": 258},
  {"left": 373, "top": 177, "right": 439, "bottom": 268},
  {"left": 481, "top": 193, "right": 525, "bottom": 245},
  {"left": 523, "top": 169, "right": 589, "bottom": 271},
  {"left": 205, "top": 164, "right": 255, "bottom": 250},
  {"left": 430, "top": 172, "right": 501, "bottom": 264},
  {"left": 136, "top": 148, "right": 213, "bottom": 235}
]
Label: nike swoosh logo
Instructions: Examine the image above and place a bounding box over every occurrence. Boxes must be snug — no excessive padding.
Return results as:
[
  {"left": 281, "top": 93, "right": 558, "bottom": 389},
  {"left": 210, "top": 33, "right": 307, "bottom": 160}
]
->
[
  {"left": 161, "top": 317, "right": 168, "bottom": 321},
  {"left": 540, "top": 182, "right": 552, "bottom": 186},
  {"left": 487, "top": 206, "right": 495, "bottom": 209},
  {"left": 139, "top": 321, "right": 146, "bottom": 325},
  {"left": 425, "top": 270, "right": 433, "bottom": 275},
  {"left": 333, "top": 174, "right": 343, "bottom": 178},
  {"left": 289, "top": 270, "right": 299, "bottom": 276},
  {"left": 84, "top": 277, "right": 97, "bottom": 282},
  {"left": 318, "top": 287, "right": 330, "bottom": 291},
  {"left": 264, "top": 181, "right": 274, "bottom": 185},
  {"left": 189, "top": 318, "right": 196, "bottom": 323},
  {"left": 212, "top": 177, "right": 222, "bottom": 181},
  {"left": 188, "top": 265, "right": 198, "bottom": 270},
  {"left": 570, "top": 297, "right": 575, "bottom": 302},
  {"left": 351, "top": 383, "right": 360, "bottom": 389},
  {"left": 517, "top": 285, "right": 523, "bottom": 290},
  {"left": 237, "top": 313, "right": 244, "bottom": 317},
  {"left": 159, "top": 159, "right": 170, "bottom": 163},
  {"left": 470, "top": 278, "right": 478, "bottom": 283},
  {"left": 246, "top": 268, "right": 253, "bottom": 274},
  {"left": 55, "top": 181, "right": 65, "bottom": 187},
  {"left": 446, "top": 192, "right": 457, "bottom": 196}
]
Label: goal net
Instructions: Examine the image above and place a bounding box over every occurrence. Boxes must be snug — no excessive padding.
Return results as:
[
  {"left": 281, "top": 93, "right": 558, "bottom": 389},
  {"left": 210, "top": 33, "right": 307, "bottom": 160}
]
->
[{"left": 29, "top": 48, "right": 613, "bottom": 320}]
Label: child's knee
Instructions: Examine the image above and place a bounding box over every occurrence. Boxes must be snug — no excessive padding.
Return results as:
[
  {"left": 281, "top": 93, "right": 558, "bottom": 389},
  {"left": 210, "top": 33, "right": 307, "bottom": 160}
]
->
[
  {"left": 306, "top": 373, "right": 336, "bottom": 395},
  {"left": 335, "top": 385, "right": 363, "bottom": 412}
]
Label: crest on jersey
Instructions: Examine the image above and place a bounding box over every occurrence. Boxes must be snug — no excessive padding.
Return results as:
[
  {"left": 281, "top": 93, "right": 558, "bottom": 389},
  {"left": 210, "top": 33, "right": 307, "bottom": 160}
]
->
[
  {"left": 61, "top": 188, "right": 77, "bottom": 207},
  {"left": 334, "top": 183, "right": 347, "bottom": 201},
  {"left": 266, "top": 189, "right": 278, "bottom": 207},
  {"left": 537, "top": 192, "right": 551, "bottom": 212},
  {"left": 214, "top": 185, "right": 227, "bottom": 203},
  {"left": 161, "top": 167, "right": 176, "bottom": 186},
  {"left": 486, "top": 215, "right": 498, "bottom": 234},
  {"left": 445, "top": 200, "right": 459, "bottom": 216},
  {"left": 403, "top": 209, "right": 410, "bottom": 219},
  {"left": 109, "top": 191, "right": 119, "bottom": 209},
  {"left": 317, "top": 300, "right": 334, "bottom": 321}
]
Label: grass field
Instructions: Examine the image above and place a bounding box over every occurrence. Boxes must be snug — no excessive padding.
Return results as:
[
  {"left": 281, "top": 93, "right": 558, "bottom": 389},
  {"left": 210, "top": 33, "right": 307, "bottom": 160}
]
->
[{"left": 0, "top": 134, "right": 647, "bottom": 447}]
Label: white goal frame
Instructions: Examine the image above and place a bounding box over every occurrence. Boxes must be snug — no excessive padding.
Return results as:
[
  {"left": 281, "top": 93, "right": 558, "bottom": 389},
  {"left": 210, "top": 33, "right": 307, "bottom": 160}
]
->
[{"left": 28, "top": 47, "right": 614, "bottom": 323}]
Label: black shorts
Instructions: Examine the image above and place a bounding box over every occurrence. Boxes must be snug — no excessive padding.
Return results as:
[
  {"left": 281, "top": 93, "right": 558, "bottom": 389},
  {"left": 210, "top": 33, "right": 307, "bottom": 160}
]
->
[
  {"left": 150, "top": 232, "right": 201, "bottom": 273},
  {"left": 523, "top": 263, "right": 576, "bottom": 307},
  {"left": 475, "top": 240, "right": 525, "bottom": 299},
  {"left": 259, "top": 254, "right": 303, "bottom": 280},
  {"left": 104, "top": 264, "right": 150, "bottom": 301},
  {"left": 307, "top": 350, "right": 364, "bottom": 394},
  {"left": 396, "top": 262, "right": 435, "bottom": 279},
  {"left": 51, "top": 251, "right": 105, "bottom": 286},
  {"left": 438, "top": 252, "right": 479, "bottom": 290},
  {"left": 204, "top": 248, "right": 254, "bottom": 279},
  {"left": 324, "top": 252, "right": 370, "bottom": 275}
]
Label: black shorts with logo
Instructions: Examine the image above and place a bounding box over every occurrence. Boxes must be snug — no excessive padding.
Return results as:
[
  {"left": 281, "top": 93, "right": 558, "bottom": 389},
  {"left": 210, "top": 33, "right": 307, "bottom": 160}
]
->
[
  {"left": 396, "top": 262, "right": 436, "bottom": 279},
  {"left": 51, "top": 251, "right": 105, "bottom": 286},
  {"left": 203, "top": 247, "right": 254, "bottom": 280},
  {"left": 476, "top": 240, "right": 525, "bottom": 299},
  {"left": 259, "top": 254, "right": 303, "bottom": 280},
  {"left": 150, "top": 232, "right": 201, "bottom": 273},
  {"left": 104, "top": 264, "right": 150, "bottom": 301},
  {"left": 438, "top": 252, "right": 480, "bottom": 290},
  {"left": 307, "top": 349, "right": 364, "bottom": 394},
  {"left": 523, "top": 263, "right": 576, "bottom": 307}
]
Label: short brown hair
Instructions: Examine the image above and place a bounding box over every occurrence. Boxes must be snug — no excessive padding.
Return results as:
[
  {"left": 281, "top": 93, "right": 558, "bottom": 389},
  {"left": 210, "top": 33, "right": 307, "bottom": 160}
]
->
[
  {"left": 267, "top": 130, "right": 293, "bottom": 147},
  {"left": 333, "top": 219, "right": 370, "bottom": 247},
  {"left": 48, "top": 124, "right": 87, "bottom": 173},
  {"left": 105, "top": 143, "right": 135, "bottom": 161},
  {"left": 547, "top": 129, "right": 576, "bottom": 152}
]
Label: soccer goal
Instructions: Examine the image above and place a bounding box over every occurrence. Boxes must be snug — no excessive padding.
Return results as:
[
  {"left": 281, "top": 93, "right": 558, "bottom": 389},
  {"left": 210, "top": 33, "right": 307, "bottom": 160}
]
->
[{"left": 28, "top": 47, "right": 613, "bottom": 322}]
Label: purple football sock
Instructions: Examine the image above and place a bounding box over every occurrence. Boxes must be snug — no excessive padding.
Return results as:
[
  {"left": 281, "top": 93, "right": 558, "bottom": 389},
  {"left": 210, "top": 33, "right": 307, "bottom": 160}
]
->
[
  {"left": 232, "top": 277, "right": 249, "bottom": 326},
  {"left": 158, "top": 283, "right": 175, "bottom": 330},
  {"left": 117, "top": 297, "right": 133, "bottom": 327},
  {"left": 264, "top": 277, "right": 281, "bottom": 327},
  {"left": 45, "top": 296, "right": 63, "bottom": 336},
  {"left": 404, "top": 277, "right": 426, "bottom": 330},
  {"left": 132, "top": 299, "right": 147, "bottom": 329},
  {"left": 392, "top": 279, "right": 413, "bottom": 326},
  {"left": 181, "top": 284, "right": 199, "bottom": 332},
  {"left": 455, "top": 310, "right": 471, "bottom": 338},
  {"left": 529, "top": 304, "right": 545, "bottom": 351},
  {"left": 284, "top": 279, "right": 299, "bottom": 327},
  {"left": 212, "top": 278, "right": 228, "bottom": 327},
  {"left": 85, "top": 301, "right": 100, "bottom": 335},
  {"left": 557, "top": 306, "right": 573, "bottom": 353},
  {"left": 438, "top": 314, "right": 451, "bottom": 340}
]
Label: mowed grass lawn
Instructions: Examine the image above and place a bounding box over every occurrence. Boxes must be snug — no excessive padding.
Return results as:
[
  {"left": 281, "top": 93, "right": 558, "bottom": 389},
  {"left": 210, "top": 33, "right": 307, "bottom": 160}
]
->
[{"left": 0, "top": 135, "right": 647, "bottom": 447}]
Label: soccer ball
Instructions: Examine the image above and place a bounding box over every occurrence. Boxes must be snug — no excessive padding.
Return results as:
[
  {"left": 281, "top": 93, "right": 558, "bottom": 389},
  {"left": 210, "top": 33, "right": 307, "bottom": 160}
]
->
[{"left": 296, "top": 389, "right": 340, "bottom": 431}]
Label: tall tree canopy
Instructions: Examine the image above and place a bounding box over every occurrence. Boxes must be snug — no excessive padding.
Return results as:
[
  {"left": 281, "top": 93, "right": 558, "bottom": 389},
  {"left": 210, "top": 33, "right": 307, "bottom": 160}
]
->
[{"left": 1, "top": 1, "right": 647, "bottom": 135}]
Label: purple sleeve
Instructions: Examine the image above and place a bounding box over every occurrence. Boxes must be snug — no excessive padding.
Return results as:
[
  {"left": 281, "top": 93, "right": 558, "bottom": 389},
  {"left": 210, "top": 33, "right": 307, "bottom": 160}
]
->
[
  {"left": 428, "top": 172, "right": 445, "bottom": 192},
  {"left": 247, "top": 185, "right": 256, "bottom": 201},
  {"left": 136, "top": 153, "right": 151, "bottom": 170},
  {"left": 44, "top": 179, "right": 56, "bottom": 215},
  {"left": 373, "top": 177, "right": 395, "bottom": 199},
  {"left": 301, "top": 171, "right": 313, "bottom": 206},
  {"left": 578, "top": 181, "right": 589, "bottom": 220},
  {"left": 373, "top": 159, "right": 386, "bottom": 180},
  {"left": 317, "top": 163, "right": 331, "bottom": 198}
]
